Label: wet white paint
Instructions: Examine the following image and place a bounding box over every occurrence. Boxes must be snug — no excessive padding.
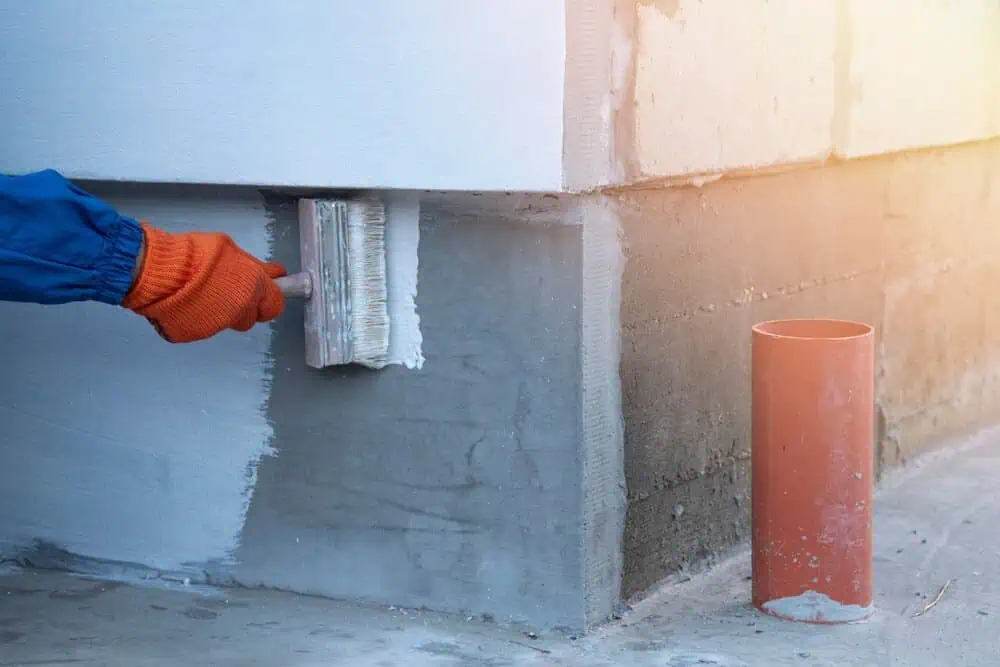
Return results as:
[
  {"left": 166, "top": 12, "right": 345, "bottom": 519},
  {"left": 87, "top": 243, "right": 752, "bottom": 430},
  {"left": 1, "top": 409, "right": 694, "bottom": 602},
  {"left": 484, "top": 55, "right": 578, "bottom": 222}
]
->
[
  {"left": 761, "top": 590, "right": 873, "bottom": 624},
  {"left": 0, "top": 188, "right": 276, "bottom": 570},
  {"left": 0, "top": 1, "right": 566, "bottom": 192},
  {"left": 384, "top": 193, "right": 424, "bottom": 370}
]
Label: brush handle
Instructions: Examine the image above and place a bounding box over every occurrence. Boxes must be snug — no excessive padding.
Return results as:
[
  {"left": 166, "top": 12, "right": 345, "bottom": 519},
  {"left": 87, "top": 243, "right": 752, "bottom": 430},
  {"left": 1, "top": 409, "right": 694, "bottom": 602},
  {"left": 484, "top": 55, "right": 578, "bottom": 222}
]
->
[{"left": 275, "top": 272, "right": 313, "bottom": 299}]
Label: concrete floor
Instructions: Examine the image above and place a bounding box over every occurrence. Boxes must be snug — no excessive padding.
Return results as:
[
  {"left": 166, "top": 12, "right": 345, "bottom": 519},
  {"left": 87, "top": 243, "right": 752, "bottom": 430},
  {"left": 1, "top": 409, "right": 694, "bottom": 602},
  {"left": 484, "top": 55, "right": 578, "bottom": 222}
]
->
[{"left": 3, "top": 428, "right": 1000, "bottom": 666}]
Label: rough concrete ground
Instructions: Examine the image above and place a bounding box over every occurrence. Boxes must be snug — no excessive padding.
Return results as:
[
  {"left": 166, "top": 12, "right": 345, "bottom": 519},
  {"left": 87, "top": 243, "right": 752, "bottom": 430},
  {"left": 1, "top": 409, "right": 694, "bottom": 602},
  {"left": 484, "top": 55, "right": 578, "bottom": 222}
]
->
[{"left": 3, "top": 427, "right": 1000, "bottom": 666}]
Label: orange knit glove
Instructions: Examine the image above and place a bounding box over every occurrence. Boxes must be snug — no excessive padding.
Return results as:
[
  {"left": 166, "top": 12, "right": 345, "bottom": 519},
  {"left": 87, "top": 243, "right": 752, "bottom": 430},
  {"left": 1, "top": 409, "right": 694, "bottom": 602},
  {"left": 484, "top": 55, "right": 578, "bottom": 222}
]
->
[{"left": 123, "top": 222, "right": 287, "bottom": 343}]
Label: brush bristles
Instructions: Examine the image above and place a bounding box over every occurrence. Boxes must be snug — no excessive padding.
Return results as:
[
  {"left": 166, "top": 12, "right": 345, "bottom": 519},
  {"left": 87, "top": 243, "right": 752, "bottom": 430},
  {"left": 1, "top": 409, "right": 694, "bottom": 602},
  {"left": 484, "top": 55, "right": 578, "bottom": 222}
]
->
[
  {"left": 300, "top": 197, "right": 391, "bottom": 369},
  {"left": 345, "top": 200, "right": 390, "bottom": 368}
]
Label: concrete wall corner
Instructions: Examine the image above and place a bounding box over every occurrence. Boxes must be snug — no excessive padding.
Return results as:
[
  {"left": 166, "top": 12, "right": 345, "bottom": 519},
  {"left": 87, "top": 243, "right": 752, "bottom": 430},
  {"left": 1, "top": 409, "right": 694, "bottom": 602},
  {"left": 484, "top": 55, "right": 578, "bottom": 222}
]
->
[{"left": 579, "top": 195, "right": 627, "bottom": 627}]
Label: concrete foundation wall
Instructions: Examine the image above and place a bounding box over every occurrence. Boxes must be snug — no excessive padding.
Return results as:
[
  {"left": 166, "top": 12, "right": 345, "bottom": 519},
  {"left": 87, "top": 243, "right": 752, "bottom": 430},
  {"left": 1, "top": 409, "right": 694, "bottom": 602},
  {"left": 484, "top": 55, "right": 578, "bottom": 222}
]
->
[
  {"left": 620, "top": 138, "right": 1000, "bottom": 596},
  {"left": 227, "top": 193, "right": 624, "bottom": 630},
  {"left": 0, "top": 186, "right": 624, "bottom": 632}
]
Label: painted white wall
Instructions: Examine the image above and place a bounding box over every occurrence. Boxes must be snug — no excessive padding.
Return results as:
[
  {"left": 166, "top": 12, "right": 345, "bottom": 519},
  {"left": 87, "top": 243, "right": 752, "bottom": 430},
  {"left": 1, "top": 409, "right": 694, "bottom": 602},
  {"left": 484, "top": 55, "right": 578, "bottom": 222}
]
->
[
  {"left": 0, "top": 1, "right": 566, "bottom": 192},
  {"left": 0, "top": 190, "right": 275, "bottom": 570}
]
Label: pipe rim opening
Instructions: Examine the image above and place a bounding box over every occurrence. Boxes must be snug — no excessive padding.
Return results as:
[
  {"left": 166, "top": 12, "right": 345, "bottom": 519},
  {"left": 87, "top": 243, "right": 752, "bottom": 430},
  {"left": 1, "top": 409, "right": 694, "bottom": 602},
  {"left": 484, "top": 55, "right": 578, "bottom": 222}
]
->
[{"left": 752, "top": 318, "right": 873, "bottom": 341}]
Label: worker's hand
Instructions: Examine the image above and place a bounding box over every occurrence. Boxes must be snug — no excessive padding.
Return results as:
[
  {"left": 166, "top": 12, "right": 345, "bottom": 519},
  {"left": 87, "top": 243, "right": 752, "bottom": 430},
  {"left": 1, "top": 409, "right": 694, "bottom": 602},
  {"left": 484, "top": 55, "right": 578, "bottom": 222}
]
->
[{"left": 123, "top": 222, "right": 287, "bottom": 343}]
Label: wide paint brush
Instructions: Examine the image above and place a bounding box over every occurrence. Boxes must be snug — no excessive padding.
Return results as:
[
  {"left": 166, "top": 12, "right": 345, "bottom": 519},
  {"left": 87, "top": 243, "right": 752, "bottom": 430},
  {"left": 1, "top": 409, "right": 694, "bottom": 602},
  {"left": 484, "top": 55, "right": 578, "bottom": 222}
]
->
[{"left": 275, "top": 198, "right": 389, "bottom": 370}]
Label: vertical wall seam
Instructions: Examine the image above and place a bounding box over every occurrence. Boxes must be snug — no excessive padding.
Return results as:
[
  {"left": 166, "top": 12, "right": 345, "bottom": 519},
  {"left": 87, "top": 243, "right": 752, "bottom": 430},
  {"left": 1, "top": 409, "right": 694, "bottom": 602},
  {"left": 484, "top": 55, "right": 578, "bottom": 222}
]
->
[
  {"left": 612, "top": 0, "right": 641, "bottom": 185},
  {"left": 831, "top": 0, "right": 853, "bottom": 158},
  {"left": 562, "top": 0, "right": 607, "bottom": 190},
  {"left": 580, "top": 194, "right": 627, "bottom": 627},
  {"left": 987, "top": 4, "right": 1000, "bottom": 138},
  {"left": 564, "top": 0, "right": 633, "bottom": 190}
]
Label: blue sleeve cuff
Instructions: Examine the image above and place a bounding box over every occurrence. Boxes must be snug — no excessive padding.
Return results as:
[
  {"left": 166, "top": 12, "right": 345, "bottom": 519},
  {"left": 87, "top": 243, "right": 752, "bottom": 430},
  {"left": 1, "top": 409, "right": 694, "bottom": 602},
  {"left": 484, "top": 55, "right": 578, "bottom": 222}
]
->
[{"left": 94, "top": 214, "right": 143, "bottom": 306}]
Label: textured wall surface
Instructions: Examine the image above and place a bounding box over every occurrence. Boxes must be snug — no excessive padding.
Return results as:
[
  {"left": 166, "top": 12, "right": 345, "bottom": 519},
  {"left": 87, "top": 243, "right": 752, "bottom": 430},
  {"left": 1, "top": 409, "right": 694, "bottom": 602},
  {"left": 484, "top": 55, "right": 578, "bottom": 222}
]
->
[
  {"left": 620, "top": 138, "right": 1000, "bottom": 596},
  {"left": 0, "top": 186, "right": 624, "bottom": 632},
  {"left": 628, "top": 0, "right": 1000, "bottom": 181},
  {"left": 632, "top": 0, "right": 836, "bottom": 178},
  {"left": 840, "top": 0, "right": 1000, "bottom": 157},
  {"left": 0, "top": 184, "right": 277, "bottom": 570},
  {"left": 226, "top": 194, "right": 622, "bottom": 630}
]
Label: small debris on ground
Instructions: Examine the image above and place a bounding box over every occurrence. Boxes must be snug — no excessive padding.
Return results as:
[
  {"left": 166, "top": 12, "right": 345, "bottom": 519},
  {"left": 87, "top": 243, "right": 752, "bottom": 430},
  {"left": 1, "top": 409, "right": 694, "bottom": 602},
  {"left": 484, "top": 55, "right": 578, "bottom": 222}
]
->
[{"left": 913, "top": 580, "right": 953, "bottom": 618}]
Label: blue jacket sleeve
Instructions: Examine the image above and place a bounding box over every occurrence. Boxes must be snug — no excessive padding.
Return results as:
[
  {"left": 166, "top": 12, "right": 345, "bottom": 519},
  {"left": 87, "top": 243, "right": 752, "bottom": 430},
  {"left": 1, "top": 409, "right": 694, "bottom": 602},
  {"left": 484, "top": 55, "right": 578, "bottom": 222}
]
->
[{"left": 0, "top": 170, "right": 143, "bottom": 305}]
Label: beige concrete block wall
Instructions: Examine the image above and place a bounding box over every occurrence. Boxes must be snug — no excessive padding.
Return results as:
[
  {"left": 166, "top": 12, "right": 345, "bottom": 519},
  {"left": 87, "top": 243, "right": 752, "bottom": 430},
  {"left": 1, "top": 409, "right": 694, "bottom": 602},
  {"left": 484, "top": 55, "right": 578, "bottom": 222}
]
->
[
  {"left": 625, "top": 0, "right": 1000, "bottom": 182},
  {"left": 631, "top": 0, "right": 836, "bottom": 179},
  {"left": 840, "top": 0, "right": 1000, "bottom": 157}
]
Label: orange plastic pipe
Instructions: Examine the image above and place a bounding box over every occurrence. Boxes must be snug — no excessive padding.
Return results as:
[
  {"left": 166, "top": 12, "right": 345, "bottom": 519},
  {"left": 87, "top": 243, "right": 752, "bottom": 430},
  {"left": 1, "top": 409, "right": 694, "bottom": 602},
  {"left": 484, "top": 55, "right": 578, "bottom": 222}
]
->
[{"left": 751, "top": 319, "right": 875, "bottom": 624}]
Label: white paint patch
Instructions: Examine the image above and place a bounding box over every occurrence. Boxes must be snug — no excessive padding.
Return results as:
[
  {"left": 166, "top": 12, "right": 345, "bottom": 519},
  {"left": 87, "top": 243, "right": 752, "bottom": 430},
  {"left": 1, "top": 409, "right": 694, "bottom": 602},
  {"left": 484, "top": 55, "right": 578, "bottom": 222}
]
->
[
  {"left": 762, "top": 590, "right": 873, "bottom": 624},
  {"left": 0, "top": 187, "right": 276, "bottom": 570},
  {"left": 384, "top": 192, "right": 424, "bottom": 370}
]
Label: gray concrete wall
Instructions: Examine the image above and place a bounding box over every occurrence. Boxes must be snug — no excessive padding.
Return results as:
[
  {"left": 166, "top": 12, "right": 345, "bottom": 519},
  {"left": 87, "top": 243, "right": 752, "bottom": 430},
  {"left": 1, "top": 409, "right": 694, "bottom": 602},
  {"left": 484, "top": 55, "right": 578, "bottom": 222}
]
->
[
  {"left": 227, "top": 193, "right": 623, "bottom": 630},
  {"left": 619, "top": 138, "right": 1000, "bottom": 597},
  {"left": 0, "top": 185, "right": 625, "bottom": 631}
]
